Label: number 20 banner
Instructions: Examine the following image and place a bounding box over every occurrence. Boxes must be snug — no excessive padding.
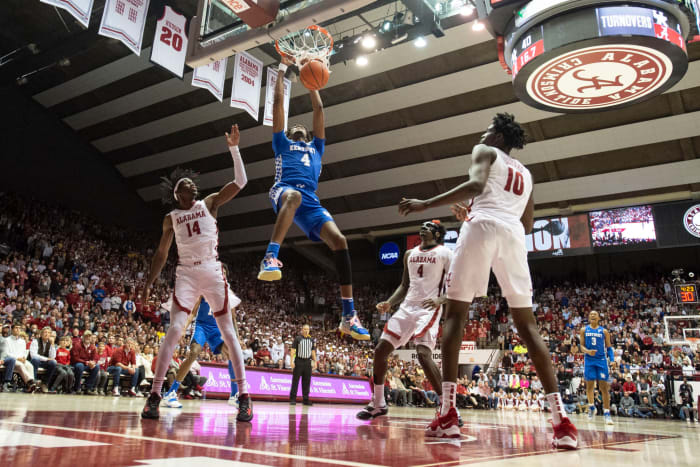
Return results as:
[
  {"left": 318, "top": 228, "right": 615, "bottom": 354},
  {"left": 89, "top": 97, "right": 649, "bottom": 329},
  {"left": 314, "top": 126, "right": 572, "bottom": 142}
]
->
[
  {"left": 150, "top": 5, "right": 189, "bottom": 78},
  {"left": 98, "top": 0, "right": 151, "bottom": 56}
]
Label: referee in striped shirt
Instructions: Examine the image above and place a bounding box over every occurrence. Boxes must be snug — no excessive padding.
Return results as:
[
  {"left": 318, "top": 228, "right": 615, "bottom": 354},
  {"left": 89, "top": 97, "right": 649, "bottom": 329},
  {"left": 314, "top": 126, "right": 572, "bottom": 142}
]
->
[{"left": 289, "top": 324, "right": 316, "bottom": 405}]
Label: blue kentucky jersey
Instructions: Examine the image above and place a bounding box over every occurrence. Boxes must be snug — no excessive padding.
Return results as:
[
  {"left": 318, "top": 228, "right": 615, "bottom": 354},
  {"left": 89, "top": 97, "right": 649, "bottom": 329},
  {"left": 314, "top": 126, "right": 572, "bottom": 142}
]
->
[
  {"left": 584, "top": 325, "right": 606, "bottom": 360},
  {"left": 195, "top": 298, "right": 217, "bottom": 327},
  {"left": 272, "top": 131, "right": 325, "bottom": 192}
]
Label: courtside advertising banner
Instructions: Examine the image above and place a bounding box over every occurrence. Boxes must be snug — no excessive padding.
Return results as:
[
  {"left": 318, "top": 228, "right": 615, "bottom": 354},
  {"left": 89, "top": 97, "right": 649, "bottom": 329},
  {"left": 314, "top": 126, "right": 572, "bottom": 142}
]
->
[
  {"left": 40, "top": 0, "right": 94, "bottom": 28},
  {"left": 230, "top": 52, "right": 263, "bottom": 121},
  {"left": 150, "top": 5, "right": 188, "bottom": 78},
  {"left": 98, "top": 0, "right": 150, "bottom": 56},
  {"left": 263, "top": 67, "right": 291, "bottom": 129},
  {"left": 192, "top": 58, "right": 228, "bottom": 102},
  {"left": 200, "top": 365, "right": 371, "bottom": 403}
]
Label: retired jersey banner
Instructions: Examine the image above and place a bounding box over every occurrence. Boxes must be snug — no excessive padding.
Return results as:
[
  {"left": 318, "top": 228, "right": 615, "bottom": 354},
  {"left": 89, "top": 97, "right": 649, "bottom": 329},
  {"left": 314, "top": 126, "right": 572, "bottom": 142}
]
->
[
  {"left": 98, "top": 0, "right": 150, "bottom": 56},
  {"left": 230, "top": 52, "right": 263, "bottom": 121},
  {"left": 150, "top": 5, "right": 188, "bottom": 78},
  {"left": 40, "top": 0, "right": 94, "bottom": 28},
  {"left": 263, "top": 67, "right": 290, "bottom": 129},
  {"left": 191, "top": 57, "right": 227, "bottom": 102}
]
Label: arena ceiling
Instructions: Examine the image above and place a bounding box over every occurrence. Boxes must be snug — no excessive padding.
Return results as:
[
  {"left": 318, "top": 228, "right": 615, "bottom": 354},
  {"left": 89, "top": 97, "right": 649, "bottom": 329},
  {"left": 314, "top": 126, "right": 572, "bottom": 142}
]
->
[{"left": 3, "top": 0, "right": 700, "bottom": 255}]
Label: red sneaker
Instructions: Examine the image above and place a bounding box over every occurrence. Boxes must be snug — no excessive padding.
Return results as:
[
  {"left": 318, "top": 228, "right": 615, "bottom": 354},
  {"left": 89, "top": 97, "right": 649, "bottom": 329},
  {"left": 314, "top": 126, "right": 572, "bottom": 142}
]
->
[
  {"left": 551, "top": 417, "right": 578, "bottom": 450},
  {"left": 425, "top": 407, "right": 461, "bottom": 439}
]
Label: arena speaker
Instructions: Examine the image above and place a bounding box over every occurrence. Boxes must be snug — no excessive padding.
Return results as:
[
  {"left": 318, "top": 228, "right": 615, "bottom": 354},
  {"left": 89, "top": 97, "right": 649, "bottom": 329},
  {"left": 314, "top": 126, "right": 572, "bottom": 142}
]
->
[
  {"left": 473, "top": 0, "right": 700, "bottom": 113},
  {"left": 219, "top": 0, "right": 280, "bottom": 29}
]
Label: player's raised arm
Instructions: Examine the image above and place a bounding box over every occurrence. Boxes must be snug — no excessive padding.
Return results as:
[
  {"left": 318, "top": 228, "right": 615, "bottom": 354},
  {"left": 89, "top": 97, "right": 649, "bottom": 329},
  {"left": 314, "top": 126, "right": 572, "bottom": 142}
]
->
[
  {"left": 309, "top": 89, "right": 325, "bottom": 140},
  {"left": 206, "top": 124, "right": 247, "bottom": 216},
  {"left": 377, "top": 251, "right": 411, "bottom": 313},
  {"left": 520, "top": 192, "right": 535, "bottom": 234},
  {"left": 144, "top": 215, "right": 175, "bottom": 302},
  {"left": 399, "top": 144, "right": 496, "bottom": 216},
  {"left": 273, "top": 56, "right": 293, "bottom": 133}
]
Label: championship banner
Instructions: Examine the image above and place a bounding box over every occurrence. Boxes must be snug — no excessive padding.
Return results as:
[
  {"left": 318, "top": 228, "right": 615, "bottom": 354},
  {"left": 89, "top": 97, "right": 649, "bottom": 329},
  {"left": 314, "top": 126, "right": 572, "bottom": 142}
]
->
[
  {"left": 40, "top": 0, "right": 94, "bottom": 28},
  {"left": 263, "top": 67, "right": 291, "bottom": 129},
  {"left": 98, "top": 0, "right": 151, "bottom": 56},
  {"left": 191, "top": 58, "right": 228, "bottom": 102},
  {"left": 230, "top": 51, "right": 263, "bottom": 121},
  {"left": 150, "top": 5, "right": 188, "bottom": 78}
]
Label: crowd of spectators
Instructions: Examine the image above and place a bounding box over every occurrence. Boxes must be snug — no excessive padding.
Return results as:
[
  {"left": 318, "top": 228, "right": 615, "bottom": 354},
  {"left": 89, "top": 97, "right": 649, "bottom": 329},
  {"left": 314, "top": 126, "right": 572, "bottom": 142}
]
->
[{"left": 0, "top": 192, "right": 698, "bottom": 426}]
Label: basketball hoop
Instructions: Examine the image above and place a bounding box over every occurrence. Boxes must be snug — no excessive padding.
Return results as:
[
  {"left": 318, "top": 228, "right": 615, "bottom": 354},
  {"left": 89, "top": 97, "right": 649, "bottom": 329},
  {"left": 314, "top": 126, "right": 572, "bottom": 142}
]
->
[{"left": 275, "top": 25, "right": 334, "bottom": 69}]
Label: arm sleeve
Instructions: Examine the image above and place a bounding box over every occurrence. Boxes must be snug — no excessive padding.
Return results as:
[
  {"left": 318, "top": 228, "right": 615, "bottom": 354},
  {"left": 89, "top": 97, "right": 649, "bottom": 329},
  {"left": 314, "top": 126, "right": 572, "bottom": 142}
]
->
[
  {"left": 272, "top": 131, "right": 290, "bottom": 155},
  {"left": 230, "top": 145, "right": 247, "bottom": 189},
  {"left": 312, "top": 137, "right": 326, "bottom": 157},
  {"left": 607, "top": 346, "right": 614, "bottom": 362}
]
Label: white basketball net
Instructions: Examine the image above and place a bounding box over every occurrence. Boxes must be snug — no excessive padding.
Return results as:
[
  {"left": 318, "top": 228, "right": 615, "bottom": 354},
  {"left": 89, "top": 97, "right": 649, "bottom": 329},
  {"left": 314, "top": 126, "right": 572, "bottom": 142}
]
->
[{"left": 276, "top": 25, "right": 333, "bottom": 69}]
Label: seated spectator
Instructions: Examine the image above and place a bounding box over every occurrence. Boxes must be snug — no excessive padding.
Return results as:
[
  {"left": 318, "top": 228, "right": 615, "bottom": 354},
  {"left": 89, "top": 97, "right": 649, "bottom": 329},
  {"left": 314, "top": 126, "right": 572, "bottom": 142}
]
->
[
  {"left": 619, "top": 391, "right": 635, "bottom": 417},
  {"left": 562, "top": 389, "right": 577, "bottom": 414},
  {"left": 29, "top": 326, "right": 57, "bottom": 393},
  {"left": 8, "top": 323, "right": 36, "bottom": 391},
  {"left": 634, "top": 395, "right": 654, "bottom": 418},
  {"left": 389, "top": 368, "right": 411, "bottom": 406},
  {"left": 50, "top": 336, "right": 75, "bottom": 393},
  {"left": 95, "top": 341, "right": 111, "bottom": 395},
  {"left": 70, "top": 330, "right": 99, "bottom": 395},
  {"left": 652, "top": 389, "right": 670, "bottom": 419},
  {"left": 0, "top": 324, "right": 17, "bottom": 391}
]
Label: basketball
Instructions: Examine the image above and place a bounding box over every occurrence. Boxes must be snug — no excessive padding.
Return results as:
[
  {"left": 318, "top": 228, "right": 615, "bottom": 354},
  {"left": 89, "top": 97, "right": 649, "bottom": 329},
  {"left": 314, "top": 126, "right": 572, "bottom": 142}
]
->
[{"left": 299, "top": 59, "right": 329, "bottom": 91}]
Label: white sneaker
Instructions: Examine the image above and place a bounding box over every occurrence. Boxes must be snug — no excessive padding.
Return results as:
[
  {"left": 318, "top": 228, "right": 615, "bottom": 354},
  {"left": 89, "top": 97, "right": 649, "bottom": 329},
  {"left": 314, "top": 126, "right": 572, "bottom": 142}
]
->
[
  {"left": 112, "top": 388, "right": 120, "bottom": 397},
  {"left": 164, "top": 391, "right": 183, "bottom": 408},
  {"left": 604, "top": 413, "right": 614, "bottom": 425},
  {"left": 228, "top": 392, "right": 239, "bottom": 408}
]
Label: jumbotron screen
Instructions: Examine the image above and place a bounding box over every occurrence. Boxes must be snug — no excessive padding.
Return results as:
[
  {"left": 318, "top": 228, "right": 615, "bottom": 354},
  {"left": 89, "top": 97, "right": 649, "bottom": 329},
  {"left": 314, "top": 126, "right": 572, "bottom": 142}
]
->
[{"left": 589, "top": 205, "right": 657, "bottom": 248}]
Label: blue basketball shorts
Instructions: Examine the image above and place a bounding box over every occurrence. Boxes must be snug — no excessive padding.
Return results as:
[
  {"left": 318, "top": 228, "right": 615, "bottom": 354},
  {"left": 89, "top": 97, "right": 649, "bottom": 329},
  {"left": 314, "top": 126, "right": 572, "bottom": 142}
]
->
[
  {"left": 269, "top": 183, "right": 334, "bottom": 242},
  {"left": 191, "top": 321, "right": 224, "bottom": 355},
  {"left": 584, "top": 359, "right": 609, "bottom": 382}
]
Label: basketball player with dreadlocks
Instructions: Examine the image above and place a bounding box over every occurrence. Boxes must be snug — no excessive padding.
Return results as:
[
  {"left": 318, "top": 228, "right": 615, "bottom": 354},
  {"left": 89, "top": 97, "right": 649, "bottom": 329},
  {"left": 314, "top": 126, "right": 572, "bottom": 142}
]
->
[
  {"left": 141, "top": 124, "right": 252, "bottom": 422},
  {"left": 357, "top": 220, "right": 453, "bottom": 421},
  {"left": 257, "top": 54, "right": 369, "bottom": 342},
  {"left": 399, "top": 114, "right": 578, "bottom": 448}
]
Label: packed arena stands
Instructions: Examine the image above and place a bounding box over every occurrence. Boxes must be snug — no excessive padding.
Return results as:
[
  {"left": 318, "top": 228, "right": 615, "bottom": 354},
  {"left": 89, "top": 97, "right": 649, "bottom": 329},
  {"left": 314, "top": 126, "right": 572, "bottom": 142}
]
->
[{"left": 0, "top": 192, "right": 697, "bottom": 421}]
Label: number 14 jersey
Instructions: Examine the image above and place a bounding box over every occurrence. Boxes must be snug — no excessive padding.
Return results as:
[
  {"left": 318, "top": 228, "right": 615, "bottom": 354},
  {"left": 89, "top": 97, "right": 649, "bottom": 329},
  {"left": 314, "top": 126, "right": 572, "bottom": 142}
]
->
[
  {"left": 170, "top": 200, "right": 219, "bottom": 265},
  {"left": 404, "top": 245, "right": 453, "bottom": 303},
  {"left": 469, "top": 147, "right": 533, "bottom": 228}
]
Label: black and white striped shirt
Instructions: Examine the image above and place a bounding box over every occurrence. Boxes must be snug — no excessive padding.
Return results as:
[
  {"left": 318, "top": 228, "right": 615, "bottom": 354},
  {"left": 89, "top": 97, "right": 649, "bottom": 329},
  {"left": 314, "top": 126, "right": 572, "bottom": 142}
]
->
[{"left": 293, "top": 335, "right": 315, "bottom": 359}]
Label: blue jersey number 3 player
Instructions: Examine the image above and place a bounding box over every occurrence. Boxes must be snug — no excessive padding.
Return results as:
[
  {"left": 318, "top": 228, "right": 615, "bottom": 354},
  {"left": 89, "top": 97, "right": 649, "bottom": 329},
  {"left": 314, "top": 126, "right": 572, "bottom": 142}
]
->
[
  {"left": 579, "top": 310, "right": 614, "bottom": 425},
  {"left": 257, "top": 54, "right": 368, "bottom": 341}
]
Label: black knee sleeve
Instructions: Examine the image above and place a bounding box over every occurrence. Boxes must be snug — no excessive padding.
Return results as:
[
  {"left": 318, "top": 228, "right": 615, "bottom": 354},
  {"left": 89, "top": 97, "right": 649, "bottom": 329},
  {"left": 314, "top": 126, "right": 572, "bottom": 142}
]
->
[{"left": 334, "top": 248, "right": 352, "bottom": 286}]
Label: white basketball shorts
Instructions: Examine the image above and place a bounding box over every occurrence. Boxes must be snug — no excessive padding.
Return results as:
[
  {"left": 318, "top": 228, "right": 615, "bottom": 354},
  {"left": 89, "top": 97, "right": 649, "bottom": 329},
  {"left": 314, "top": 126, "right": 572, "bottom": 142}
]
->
[
  {"left": 172, "top": 260, "right": 230, "bottom": 316},
  {"left": 446, "top": 218, "right": 533, "bottom": 308},
  {"left": 381, "top": 301, "right": 442, "bottom": 350}
]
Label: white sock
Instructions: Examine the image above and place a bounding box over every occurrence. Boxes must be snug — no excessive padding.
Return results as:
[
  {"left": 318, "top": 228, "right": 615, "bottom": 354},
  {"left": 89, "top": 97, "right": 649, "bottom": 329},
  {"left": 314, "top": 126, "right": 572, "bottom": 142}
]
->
[
  {"left": 441, "top": 382, "right": 456, "bottom": 416},
  {"left": 373, "top": 384, "right": 386, "bottom": 408},
  {"left": 604, "top": 409, "right": 610, "bottom": 415},
  {"left": 546, "top": 392, "right": 566, "bottom": 425}
]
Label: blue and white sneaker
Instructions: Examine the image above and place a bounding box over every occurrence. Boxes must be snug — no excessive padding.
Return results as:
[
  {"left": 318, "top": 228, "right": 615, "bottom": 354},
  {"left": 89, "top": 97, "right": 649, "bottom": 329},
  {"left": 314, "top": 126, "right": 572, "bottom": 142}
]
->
[
  {"left": 257, "top": 255, "right": 283, "bottom": 281},
  {"left": 604, "top": 413, "right": 614, "bottom": 425},
  {"left": 588, "top": 405, "right": 596, "bottom": 420},
  {"left": 228, "top": 392, "right": 239, "bottom": 409},
  {"left": 163, "top": 391, "right": 182, "bottom": 408},
  {"left": 339, "top": 313, "right": 370, "bottom": 341}
]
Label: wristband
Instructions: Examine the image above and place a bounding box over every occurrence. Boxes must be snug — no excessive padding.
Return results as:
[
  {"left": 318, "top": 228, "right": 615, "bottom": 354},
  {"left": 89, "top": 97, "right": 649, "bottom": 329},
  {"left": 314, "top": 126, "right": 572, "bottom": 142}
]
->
[{"left": 278, "top": 63, "right": 288, "bottom": 73}]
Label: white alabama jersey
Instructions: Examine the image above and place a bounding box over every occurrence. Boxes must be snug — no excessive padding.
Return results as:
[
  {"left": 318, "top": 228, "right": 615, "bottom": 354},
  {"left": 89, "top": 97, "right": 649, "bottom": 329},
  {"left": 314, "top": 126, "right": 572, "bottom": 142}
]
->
[
  {"left": 404, "top": 244, "right": 453, "bottom": 303},
  {"left": 468, "top": 147, "right": 533, "bottom": 228},
  {"left": 170, "top": 200, "right": 219, "bottom": 264}
]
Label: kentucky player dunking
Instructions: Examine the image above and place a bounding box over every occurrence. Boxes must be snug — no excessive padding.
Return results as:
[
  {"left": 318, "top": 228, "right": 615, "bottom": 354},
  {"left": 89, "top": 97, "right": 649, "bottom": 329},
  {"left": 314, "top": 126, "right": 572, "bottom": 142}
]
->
[
  {"left": 580, "top": 310, "right": 615, "bottom": 425},
  {"left": 257, "top": 53, "right": 369, "bottom": 341},
  {"left": 141, "top": 124, "right": 252, "bottom": 422},
  {"left": 357, "top": 221, "right": 452, "bottom": 421},
  {"left": 399, "top": 114, "right": 578, "bottom": 448}
]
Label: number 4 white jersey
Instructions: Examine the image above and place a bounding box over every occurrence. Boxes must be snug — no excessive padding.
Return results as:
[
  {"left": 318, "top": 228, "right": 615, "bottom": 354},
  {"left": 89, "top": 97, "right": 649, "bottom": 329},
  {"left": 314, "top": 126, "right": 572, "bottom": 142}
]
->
[
  {"left": 170, "top": 200, "right": 219, "bottom": 265},
  {"left": 404, "top": 245, "right": 453, "bottom": 303},
  {"left": 468, "top": 147, "right": 533, "bottom": 228}
]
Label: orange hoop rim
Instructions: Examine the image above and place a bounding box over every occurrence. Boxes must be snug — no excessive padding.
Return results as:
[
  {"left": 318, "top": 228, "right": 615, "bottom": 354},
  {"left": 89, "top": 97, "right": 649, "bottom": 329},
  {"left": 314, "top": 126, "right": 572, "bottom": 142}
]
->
[{"left": 275, "top": 24, "right": 334, "bottom": 64}]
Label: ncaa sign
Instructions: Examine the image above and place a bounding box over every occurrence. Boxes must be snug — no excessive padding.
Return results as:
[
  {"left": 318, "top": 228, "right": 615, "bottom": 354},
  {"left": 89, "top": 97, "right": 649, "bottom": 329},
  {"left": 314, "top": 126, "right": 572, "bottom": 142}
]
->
[{"left": 379, "top": 242, "right": 400, "bottom": 266}]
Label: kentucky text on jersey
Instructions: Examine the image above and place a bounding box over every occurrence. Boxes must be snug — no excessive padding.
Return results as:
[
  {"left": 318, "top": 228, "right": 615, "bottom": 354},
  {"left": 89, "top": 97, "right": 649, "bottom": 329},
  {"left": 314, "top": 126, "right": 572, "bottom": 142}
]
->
[
  {"left": 176, "top": 210, "right": 206, "bottom": 225},
  {"left": 272, "top": 131, "right": 325, "bottom": 193},
  {"left": 585, "top": 325, "right": 606, "bottom": 359}
]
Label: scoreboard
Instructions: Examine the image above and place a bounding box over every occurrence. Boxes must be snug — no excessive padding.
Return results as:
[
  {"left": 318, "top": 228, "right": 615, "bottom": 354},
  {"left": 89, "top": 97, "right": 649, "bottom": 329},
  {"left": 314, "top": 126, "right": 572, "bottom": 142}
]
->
[{"left": 675, "top": 283, "right": 699, "bottom": 303}]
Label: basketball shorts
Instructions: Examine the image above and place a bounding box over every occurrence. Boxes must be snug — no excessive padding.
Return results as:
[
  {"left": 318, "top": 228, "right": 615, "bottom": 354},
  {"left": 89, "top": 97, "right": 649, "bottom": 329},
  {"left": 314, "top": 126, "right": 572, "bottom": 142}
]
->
[
  {"left": 269, "top": 183, "right": 334, "bottom": 242},
  {"left": 173, "top": 260, "right": 229, "bottom": 316},
  {"left": 191, "top": 321, "right": 224, "bottom": 354},
  {"left": 446, "top": 218, "right": 533, "bottom": 308},
  {"left": 584, "top": 359, "right": 610, "bottom": 382},
  {"left": 380, "top": 301, "right": 442, "bottom": 350}
]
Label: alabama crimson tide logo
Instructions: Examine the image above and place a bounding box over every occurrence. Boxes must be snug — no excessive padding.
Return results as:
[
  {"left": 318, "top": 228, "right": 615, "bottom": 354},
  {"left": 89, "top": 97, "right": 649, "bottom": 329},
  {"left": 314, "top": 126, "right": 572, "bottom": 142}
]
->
[
  {"left": 525, "top": 45, "right": 673, "bottom": 110},
  {"left": 683, "top": 204, "right": 700, "bottom": 238}
]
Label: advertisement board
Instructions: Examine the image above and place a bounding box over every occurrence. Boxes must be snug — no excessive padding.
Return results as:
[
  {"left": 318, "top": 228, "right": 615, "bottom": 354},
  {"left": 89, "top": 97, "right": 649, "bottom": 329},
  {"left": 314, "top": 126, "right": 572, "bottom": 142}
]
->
[
  {"left": 199, "top": 364, "right": 371, "bottom": 403},
  {"left": 376, "top": 236, "right": 405, "bottom": 268}
]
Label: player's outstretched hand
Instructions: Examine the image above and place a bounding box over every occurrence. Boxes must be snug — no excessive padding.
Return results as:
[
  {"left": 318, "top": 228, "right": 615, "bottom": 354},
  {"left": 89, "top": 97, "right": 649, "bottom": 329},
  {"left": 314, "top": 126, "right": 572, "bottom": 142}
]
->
[
  {"left": 422, "top": 298, "right": 441, "bottom": 309},
  {"left": 451, "top": 202, "right": 469, "bottom": 222},
  {"left": 399, "top": 198, "right": 427, "bottom": 216},
  {"left": 225, "top": 124, "right": 240, "bottom": 147},
  {"left": 376, "top": 301, "right": 391, "bottom": 313},
  {"left": 281, "top": 54, "right": 294, "bottom": 67}
]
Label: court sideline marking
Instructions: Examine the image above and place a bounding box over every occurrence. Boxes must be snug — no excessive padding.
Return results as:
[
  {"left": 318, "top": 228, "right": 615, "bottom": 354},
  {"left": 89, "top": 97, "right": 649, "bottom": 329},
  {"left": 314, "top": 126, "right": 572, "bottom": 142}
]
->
[{"left": 0, "top": 421, "right": 383, "bottom": 467}]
